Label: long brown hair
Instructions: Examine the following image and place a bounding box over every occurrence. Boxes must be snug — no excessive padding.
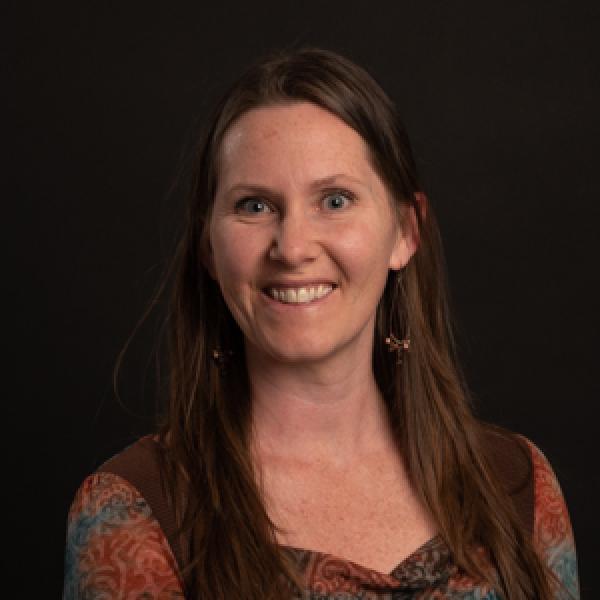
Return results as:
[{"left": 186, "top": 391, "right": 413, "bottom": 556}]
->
[{"left": 157, "top": 47, "right": 555, "bottom": 599}]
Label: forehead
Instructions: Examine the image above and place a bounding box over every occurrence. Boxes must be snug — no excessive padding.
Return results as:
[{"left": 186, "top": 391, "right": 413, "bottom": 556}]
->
[{"left": 217, "top": 102, "right": 379, "bottom": 187}]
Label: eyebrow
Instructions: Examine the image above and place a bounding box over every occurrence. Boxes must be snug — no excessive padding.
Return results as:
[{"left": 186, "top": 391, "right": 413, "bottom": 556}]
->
[{"left": 223, "top": 173, "right": 367, "bottom": 197}]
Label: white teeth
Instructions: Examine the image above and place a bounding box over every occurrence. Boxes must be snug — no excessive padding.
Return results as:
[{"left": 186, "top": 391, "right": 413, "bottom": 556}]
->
[
  {"left": 268, "top": 284, "right": 333, "bottom": 304},
  {"left": 296, "top": 288, "right": 309, "bottom": 302}
]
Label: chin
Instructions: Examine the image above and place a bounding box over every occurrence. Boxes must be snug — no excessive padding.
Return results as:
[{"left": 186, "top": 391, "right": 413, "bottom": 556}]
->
[
  {"left": 247, "top": 324, "right": 359, "bottom": 365},
  {"left": 261, "top": 337, "right": 338, "bottom": 364},
  {"left": 268, "top": 346, "right": 331, "bottom": 364}
]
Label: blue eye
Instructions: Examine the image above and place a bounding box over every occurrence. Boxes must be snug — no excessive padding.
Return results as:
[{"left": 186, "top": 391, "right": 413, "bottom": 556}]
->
[
  {"left": 237, "top": 197, "right": 272, "bottom": 214},
  {"left": 323, "top": 191, "right": 352, "bottom": 210}
]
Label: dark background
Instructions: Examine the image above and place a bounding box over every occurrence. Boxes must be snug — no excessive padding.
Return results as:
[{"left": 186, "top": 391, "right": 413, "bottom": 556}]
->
[{"left": 8, "top": 1, "right": 599, "bottom": 596}]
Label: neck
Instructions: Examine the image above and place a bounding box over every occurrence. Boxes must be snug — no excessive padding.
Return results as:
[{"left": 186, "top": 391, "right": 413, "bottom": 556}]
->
[{"left": 247, "top": 340, "right": 395, "bottom": 467}]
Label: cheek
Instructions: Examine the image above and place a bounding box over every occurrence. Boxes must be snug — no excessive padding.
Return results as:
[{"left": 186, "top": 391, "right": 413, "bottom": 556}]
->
[
  {"left": 334, "top": 221, "right": 395, "bottom": 287},
  {"left": 210, "top": 225, "right": 263, "bottom": 293}
]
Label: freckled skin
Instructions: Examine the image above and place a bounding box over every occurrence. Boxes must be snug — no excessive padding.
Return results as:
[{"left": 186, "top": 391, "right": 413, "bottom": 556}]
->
[{"left": 208, "top": 102, "right": 414, "bottom": 364}]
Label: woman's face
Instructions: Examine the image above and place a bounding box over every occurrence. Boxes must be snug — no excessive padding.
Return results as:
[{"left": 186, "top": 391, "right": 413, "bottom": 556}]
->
[{"left": 208, "top": 102, "right": 415, "bottom": 365}]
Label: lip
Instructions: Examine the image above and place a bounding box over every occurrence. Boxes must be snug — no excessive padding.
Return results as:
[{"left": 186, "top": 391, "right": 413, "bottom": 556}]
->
[
  {"left": 260, "top": 283, "right": 337, "bottom": 309},
  {"left": 261, "top": 278, "right": 337, "bottom": 290}
]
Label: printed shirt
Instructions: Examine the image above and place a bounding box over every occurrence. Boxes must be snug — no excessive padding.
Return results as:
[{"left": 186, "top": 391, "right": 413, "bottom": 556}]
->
[{"left": 63, "top": 439, "right": 579, "bottom": 599}]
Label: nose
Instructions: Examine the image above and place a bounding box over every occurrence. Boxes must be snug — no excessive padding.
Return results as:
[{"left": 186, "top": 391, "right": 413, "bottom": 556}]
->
[{"left": 268, "top": 206, "right": 320, "bottom": 267}]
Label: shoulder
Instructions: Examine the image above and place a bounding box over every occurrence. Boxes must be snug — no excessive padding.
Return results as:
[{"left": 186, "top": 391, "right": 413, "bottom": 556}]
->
[
  {"left": 479, "top": 425, "right": 533, "bottom": 490},
  {"left": 519, "top": 440, "right": 577, "bottom": 550},
  {"left": 97, "top": 434, "right": 162, "bottom": 479},
  {"left": 479, "top": 425, "right": 573, "bottom": 534},
  {"left": 523, "top": 437, "right": 580, "bottom": 597},
  {"left": 478, "top": 425, "right": 535, "bottom": 535},
  {"left": 482, "top": 428, "right": 580, "bottom": 597},
  {"left": 514, "top": 434, "right": 573, "bottom": 545},
  {"left": 67, "top": 435, "right": 163, "bottom": 535},
  {"left": 63, "top": 439, "right": 184, "bottom": 599}
]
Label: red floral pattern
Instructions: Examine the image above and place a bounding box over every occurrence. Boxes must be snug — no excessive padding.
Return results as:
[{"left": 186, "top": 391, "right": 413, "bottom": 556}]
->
[
  {"left": 529, "top": 441, "right": 574, "bottom": 552},
  {"left": 64, "top": 473, "right": 183, "bottom": 599},
  {"left": 527, "top": 440, "right": 579, "bottom": 597},
  {"left": 301, "top": 551, "right": 402, "bottom": 593}
]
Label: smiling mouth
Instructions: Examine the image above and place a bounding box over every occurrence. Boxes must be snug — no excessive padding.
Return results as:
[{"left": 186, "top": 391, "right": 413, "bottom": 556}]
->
[{"left": 265, "top": 284, "right": 335, "bottom": 304}]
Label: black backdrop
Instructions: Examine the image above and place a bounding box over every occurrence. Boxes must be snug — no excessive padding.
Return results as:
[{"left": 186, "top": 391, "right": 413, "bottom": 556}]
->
[{"left": 8, "top": 1, "right": 599, "bottom": 596}]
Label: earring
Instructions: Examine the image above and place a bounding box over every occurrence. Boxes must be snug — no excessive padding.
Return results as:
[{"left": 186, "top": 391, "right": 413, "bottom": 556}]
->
[
  {"left": 212, "top": 348, "right": 233, "bottom": 370},
  {"left": 385, "top": 333, "right": 410, "bottom": 364}
]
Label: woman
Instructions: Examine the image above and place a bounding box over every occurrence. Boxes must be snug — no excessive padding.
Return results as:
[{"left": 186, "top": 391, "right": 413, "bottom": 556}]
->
[{"left": 63, "top": 48, "right": 578, "bottom": 599}]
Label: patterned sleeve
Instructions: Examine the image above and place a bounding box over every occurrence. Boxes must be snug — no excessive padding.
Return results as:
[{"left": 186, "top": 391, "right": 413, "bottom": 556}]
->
[
  {"left": 527, "top": 440, "right": 580, "bottom": 599},
  {"left": 63, "top": 472, "right": 184, "bottom": 599}
]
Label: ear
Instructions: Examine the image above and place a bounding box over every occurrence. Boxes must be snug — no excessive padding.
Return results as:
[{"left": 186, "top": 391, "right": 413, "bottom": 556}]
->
[{"left": 388, "top": 193, "right": 426, "bottom": 270}]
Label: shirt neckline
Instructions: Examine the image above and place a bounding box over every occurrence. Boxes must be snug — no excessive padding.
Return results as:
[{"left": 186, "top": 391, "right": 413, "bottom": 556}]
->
[{"left": 281, "top": 534, "right": 455, "bottom": 592}]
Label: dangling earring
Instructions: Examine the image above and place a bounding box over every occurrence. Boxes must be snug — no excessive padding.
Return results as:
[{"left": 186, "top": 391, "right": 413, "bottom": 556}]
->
[
  {"left": 385, "top": 333, "right": 410, "bottom": 364},
  {"left": 212, "top": 348, "right": 233, "bottom": 371}
]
